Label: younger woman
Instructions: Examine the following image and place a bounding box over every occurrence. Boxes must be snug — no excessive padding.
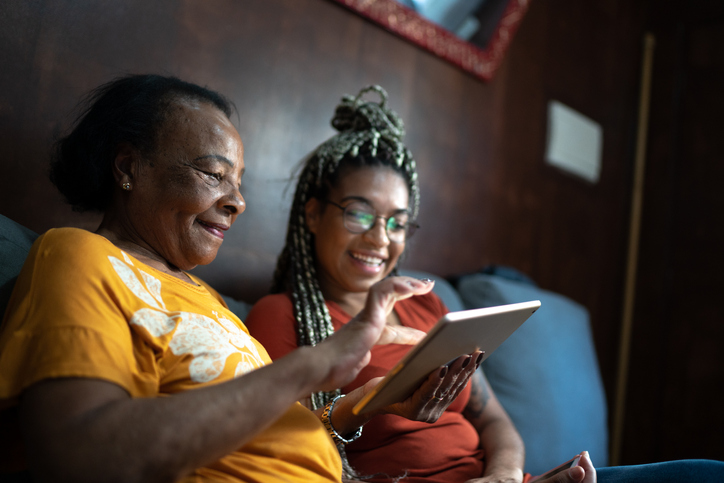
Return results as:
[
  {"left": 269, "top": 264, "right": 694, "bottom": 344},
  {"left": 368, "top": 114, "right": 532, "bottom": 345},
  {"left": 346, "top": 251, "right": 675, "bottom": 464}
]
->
[{"left": 245, "top": 85, "right": 530, "bottom": 482}]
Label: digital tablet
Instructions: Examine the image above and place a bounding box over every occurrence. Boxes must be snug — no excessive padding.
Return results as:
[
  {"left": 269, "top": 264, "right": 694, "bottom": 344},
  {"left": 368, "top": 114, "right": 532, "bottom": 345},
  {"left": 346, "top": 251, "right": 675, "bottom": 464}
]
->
[{"left": 352, "top": 300, "right": 541, "bottom": 415}]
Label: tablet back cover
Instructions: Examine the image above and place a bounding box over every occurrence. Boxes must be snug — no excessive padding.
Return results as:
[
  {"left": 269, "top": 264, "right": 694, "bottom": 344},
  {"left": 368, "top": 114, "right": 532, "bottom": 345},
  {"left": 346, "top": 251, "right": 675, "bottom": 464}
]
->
[{"left": 353, "top": 300, "right": 541, "bottom": 414}]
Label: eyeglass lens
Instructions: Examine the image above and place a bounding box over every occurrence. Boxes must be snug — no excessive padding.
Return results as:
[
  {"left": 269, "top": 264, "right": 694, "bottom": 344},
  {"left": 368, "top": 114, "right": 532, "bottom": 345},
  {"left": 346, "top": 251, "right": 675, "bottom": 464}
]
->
[{"left": 343, "top": 201, "right": 412, "bottom": 242}]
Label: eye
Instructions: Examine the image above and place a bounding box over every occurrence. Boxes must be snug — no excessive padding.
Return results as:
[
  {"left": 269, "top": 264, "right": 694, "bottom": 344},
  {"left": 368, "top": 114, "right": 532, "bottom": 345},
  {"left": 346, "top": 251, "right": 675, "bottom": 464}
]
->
[
  {"left": 388, "top": 217, "right": 407, "bottom": 232},
  {"left": 348, "top": 208, "right": 373, "bottom": 223},
  {"left": 201, "top": 170, "right": 222, "bottom": 185},
  {"left": 345, "top": 205, "right": 375, "bottom": 226}
]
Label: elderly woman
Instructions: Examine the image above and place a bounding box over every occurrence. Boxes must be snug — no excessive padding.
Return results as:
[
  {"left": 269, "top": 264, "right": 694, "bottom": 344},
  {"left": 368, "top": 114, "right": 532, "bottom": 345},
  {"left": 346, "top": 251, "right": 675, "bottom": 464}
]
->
[{"left": 0, "top": 75, "right": 435, "bottom": 483}]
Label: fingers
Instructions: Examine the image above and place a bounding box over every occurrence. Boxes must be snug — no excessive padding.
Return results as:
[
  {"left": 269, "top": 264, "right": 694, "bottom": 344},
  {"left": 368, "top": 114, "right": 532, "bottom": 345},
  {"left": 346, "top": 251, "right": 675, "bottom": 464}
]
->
[
  {"left": 314, "top": 277, "right": 435, "bottom": 392},
  {"left": 395, "top": 350, "right": 484, "bottom": 421},
  {"left": 377, "top": 325, "right": 426, "bottom": 346},
  {"left": 419, "top": 351, "right": 483, "bottom": 405},
  {"left": 359, "top": 277, "right": 435, "bottom": 322},
  {"left": 539, "top": 453, "right": 596, "bottom": 483},
  {"left": 418, "top": 366, "right": 447, "bottom": 403},
  {"left": 577, "top": 452, "right": 596, "bottom": 483},
  {"left": 434, "top": 351, "right": 484, "bottom": 401}
]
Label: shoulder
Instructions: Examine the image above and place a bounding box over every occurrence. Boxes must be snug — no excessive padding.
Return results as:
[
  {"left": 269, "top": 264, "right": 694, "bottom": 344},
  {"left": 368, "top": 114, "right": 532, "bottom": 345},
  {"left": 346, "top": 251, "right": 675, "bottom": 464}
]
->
[
  {"left": 37, "top": 226, "right": 102, "bottom": 249},
  {"left": 23, "top": 228, "right": 117, "bottom": 281},
  {"left": 33, "top": 228, "right": 115, "bottom": 265},
  {"left": 245, "top": 293, "right": 299, "bottom": 360},
  {"left": 245, "top": 293, "right": 295, "bottom": 332}
]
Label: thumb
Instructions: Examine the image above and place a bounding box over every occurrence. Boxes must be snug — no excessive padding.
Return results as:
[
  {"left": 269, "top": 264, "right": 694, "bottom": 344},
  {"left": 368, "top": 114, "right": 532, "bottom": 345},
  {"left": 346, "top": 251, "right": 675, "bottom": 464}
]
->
[
  {"left": 377, "top": 325, "right": 426, "bottom": 345},
  {"left": 542, "top": 466, "right": 585, "bottom": 483}
]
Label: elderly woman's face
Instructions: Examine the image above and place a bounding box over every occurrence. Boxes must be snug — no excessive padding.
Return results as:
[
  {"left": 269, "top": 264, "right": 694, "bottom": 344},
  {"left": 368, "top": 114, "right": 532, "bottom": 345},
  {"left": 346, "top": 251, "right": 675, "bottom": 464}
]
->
[{"left": 129, "top": 99, "right": 245, "bottom": 271}]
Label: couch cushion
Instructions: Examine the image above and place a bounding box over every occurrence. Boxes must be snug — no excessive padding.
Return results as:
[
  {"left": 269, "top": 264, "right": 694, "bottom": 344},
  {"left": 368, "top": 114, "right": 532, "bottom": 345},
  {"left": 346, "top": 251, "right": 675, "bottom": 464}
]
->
[
  {"left": 456, "top": 272, "right": 608, "bottom": 475},
  {"left": 0, "top": 215, "right": 39, "bottom": 320}
]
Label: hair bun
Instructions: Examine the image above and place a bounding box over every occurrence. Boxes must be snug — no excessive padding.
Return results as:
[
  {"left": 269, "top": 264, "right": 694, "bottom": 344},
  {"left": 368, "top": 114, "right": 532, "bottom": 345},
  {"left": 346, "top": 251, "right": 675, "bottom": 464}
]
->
[{"left": 330, "top": 85, "right": 405, "bottom": 141}]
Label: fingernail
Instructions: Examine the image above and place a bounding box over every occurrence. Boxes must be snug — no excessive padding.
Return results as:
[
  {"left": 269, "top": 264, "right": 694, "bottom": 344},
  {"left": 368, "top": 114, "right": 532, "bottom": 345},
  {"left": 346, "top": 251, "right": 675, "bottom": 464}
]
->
[
  {"left": 419, "top": 278, "right": 433, "bottom": 284},
  {"left": 474, "top": 353, "right": 484, "bottom": 370},
  {"left": 461, "top": 355, "right": 472, "bottom": 368},
  {"left": 439, "top": 366, "right": 448, "bottom": 378}
]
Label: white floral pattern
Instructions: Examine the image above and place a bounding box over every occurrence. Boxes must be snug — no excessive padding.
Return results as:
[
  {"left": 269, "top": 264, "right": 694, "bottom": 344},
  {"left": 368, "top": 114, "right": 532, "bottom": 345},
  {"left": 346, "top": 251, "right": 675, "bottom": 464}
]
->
[
  {"left": 110, "top": 254, "right": 264, "bottom": 383},
  {"left": 140, "top": 270, "right": 166, "bottom": 310},
  {"left": 109, "top": 256, "right": 161, "bottom": 310}
]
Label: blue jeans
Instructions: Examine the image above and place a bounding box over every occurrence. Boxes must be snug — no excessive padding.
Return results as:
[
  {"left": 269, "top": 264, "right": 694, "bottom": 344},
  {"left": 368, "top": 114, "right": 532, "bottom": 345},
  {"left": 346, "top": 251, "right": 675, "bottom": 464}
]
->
[{"left": 598, "top": 459, "right": 724, "bottom": 483}]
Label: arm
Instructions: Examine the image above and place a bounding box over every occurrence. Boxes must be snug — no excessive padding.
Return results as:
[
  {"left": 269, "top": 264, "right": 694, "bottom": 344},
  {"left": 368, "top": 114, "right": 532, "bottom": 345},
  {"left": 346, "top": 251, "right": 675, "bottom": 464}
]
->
[
  {"left": 463, "top": 369, "right": 526, "bottom": 483},
  {"left": 20, "top": 348, "right": 334, "bottom": 483},
  {"left": 19, "top": 276, "right": 433, "bottom": 483}
]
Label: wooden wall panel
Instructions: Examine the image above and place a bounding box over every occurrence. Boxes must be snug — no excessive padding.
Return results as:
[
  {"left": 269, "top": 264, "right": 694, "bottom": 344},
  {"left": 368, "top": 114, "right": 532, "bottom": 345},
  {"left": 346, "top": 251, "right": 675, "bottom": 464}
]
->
[
  {"left": 622, "top": 1, "right": 724, "bottom": 464},
  {"left": 3, "top": 0, "right": 719, "bottom": 466}
]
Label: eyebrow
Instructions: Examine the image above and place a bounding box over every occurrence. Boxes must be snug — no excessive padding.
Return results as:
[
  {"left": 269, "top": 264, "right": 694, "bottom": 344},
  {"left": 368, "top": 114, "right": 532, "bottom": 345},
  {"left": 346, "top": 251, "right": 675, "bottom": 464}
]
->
[
  {"left": 193, "top": 154, "right": 234, "bottom": 167},
  {"left": 341, "top": 196, "right": 410, "bottom": 214}
]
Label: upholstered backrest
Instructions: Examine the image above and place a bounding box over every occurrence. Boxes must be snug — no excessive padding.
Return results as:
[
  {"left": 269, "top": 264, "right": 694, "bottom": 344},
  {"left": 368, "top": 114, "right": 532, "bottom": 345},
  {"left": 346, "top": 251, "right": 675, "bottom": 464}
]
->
[
  {"left": 455, "top": 271, "right": 609, "bottom": 474},
  {"left": 0, "top": 214, "right": 252, "bottom": 322},
  {"left": 0, "top": 215, "right": 39, "bottom": 321}
]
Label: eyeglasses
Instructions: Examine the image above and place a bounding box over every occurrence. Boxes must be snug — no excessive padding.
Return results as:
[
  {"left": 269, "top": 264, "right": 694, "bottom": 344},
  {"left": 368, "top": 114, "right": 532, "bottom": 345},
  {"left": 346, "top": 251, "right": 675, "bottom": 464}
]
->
[{"left": 324, "top": 199, "right": 419, "bottom": 243}]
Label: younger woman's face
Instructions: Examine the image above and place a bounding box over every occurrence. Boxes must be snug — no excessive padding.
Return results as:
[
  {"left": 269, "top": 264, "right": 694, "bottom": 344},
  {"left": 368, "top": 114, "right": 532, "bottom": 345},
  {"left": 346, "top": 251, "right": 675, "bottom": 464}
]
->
[{"left": 305, "top": 166, "right": 410, "bottom": 301}]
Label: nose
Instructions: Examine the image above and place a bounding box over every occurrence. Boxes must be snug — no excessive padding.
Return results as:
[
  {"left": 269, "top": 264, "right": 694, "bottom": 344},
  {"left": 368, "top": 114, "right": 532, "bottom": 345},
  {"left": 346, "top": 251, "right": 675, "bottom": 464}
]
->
[
  {"left": 221, "top": 185, "right": 246, "bottom": 215},
  {"left": 364, "top": 217, "right": 390, "bottom": 247}
]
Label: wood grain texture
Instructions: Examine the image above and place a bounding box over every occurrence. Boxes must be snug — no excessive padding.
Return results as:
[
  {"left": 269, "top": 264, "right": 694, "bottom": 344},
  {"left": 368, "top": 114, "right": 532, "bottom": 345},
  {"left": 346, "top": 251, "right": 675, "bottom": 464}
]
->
[
  {"left": 1, "top": 0, "right": 721, "bottom": 465},
  {"left": 621, "top": 1, "right": 724, "bottom": 464}
]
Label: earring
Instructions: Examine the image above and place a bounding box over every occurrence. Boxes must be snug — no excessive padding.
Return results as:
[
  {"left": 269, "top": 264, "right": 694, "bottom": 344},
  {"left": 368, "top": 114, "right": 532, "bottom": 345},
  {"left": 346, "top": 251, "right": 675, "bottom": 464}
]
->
[{"left": 122, "top": 182, "right": 131, "bottom": 191}]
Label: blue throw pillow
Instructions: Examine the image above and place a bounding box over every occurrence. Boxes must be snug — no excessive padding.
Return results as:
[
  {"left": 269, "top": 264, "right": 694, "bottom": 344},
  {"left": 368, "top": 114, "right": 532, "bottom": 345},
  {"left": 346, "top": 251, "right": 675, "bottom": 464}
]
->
[{"left": 456, "top": 272, "right": 608, "bottom": 475}]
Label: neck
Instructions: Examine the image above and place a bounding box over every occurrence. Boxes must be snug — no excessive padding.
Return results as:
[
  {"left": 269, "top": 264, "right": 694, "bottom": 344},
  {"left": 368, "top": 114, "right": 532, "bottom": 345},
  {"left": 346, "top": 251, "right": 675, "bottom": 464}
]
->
[
  {"left": 332, "top": 292, "right": 368, "bottom": 318},
  {"left": 96, "top": 217, "right": 195, "bottom": 285}
]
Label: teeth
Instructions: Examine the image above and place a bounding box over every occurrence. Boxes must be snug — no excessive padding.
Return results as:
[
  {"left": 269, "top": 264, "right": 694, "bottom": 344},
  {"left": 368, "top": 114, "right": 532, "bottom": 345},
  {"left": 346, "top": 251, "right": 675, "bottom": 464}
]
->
[{"left": 351, "top": 253, "right": 384, "bottom": 265}]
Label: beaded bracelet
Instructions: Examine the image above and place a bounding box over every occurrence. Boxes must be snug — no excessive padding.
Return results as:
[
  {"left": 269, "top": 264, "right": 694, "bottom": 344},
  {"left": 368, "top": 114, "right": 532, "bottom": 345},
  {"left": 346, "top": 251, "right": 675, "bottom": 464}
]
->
[{"left": 320, "top": 394, "right": 363, "bottom": 446}]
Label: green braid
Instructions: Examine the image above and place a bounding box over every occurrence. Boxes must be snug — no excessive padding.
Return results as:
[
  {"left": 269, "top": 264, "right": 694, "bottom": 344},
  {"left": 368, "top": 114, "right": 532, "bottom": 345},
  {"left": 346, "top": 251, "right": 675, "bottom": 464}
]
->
[{"left": 272, "top": 85, "right": 421, "bottom": 411}]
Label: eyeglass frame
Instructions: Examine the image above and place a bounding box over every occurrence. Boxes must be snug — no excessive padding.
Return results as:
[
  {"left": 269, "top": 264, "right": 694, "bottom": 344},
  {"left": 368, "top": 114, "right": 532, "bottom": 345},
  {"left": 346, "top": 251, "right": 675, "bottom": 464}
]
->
[{"left": 322, "top": 198, "right": 420, "bottom": 243}]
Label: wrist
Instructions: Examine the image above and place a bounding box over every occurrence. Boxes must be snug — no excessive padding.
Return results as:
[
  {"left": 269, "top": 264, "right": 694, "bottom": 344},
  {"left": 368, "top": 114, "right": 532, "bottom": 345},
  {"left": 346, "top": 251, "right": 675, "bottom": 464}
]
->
[
  {"left": 279, "top": 346, "right": 334, "bottom": 399},
  {"left": 321, "top": 395, "right": 363, "bottom": 446},
  {"left": 484, "top": 465, "right": 524, "bottom": 482}
]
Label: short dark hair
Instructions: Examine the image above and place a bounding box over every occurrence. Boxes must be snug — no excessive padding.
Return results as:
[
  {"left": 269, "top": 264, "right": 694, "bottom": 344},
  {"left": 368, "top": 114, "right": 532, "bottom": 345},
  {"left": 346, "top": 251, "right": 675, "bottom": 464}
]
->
[{"left": 49, "top": 74, "right": 235, "bottom": 212}]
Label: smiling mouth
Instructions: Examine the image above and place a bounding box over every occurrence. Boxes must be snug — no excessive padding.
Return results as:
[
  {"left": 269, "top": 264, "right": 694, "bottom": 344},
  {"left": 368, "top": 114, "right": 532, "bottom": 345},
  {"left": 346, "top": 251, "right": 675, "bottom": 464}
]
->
[
  {"left": 350, "top": 252, "right": 385, "bottom": 267},
  {"left": 197, "top": 219, "right": 226, "bottom": 239}
]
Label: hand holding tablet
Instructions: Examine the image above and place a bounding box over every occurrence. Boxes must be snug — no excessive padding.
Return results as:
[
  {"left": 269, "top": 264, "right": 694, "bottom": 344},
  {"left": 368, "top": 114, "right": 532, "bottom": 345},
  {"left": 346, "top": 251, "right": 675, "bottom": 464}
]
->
[{"left": 353, "top": 300, "right": 541, "bottom": 415}]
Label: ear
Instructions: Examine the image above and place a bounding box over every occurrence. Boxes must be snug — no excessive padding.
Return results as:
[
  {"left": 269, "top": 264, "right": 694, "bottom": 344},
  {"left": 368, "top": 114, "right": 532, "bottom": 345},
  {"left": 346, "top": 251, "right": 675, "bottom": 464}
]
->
[
  {"left": 305, "top": 198, "right": 322, "bottom": 235},
  {"left": 112, "top": 143, "right": 141, "bottom": 187}
]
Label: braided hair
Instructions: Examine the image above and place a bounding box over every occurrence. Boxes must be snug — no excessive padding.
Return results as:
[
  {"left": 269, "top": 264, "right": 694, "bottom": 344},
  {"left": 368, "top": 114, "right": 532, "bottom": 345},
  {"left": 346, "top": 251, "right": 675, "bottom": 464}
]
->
[{"left": 271, "top": 85, "right": 420, "bottom": 410}]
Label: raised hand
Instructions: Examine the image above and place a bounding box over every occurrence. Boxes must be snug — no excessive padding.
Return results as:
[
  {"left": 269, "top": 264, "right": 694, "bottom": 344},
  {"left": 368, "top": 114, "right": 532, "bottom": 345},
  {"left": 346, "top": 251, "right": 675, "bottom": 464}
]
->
[{"left": 312, "top": 276, "right": 434, "bottom": 393}]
